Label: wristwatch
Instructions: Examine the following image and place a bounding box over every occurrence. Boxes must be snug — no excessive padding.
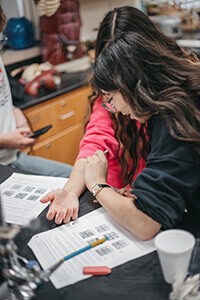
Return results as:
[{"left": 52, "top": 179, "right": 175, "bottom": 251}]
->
[{"left": 91, "top": 183, "right": 111, "bottom": 197}]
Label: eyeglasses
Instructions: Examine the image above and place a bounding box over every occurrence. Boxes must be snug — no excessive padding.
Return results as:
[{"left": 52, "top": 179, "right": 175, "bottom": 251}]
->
[{"left": 101, "top": 94, "right": 117, "bottom": 113}]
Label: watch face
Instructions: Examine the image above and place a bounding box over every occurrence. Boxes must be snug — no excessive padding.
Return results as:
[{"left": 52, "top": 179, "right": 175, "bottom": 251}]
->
[{"left": 92, "top": 184, "right": 101, "bottom": 196}]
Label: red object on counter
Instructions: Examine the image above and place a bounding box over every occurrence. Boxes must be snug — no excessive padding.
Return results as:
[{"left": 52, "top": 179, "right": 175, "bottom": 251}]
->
[
  {"left": 25, "top": 69, "right": 61, "bottom": 96},
  {"left": 83, "top": 266, "right": 112, "bottom": 275}
]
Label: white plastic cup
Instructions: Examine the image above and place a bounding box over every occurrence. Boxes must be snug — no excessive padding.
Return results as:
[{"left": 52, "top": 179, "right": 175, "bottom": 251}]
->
[{"left": 154, "top": 229, "right": 195, "bottom": 284}]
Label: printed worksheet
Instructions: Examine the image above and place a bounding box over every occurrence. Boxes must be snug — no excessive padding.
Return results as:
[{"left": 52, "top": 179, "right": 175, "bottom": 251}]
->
[
  {"left": 1, "top": 173, "right": 68, "bottom": 226},
  {"left": 28, "top": 207, "right": 156, "bottom": 289}
]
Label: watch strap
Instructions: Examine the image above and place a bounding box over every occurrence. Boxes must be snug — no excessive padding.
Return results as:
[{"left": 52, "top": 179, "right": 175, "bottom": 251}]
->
[{"left": 91, "top": 183, "right": 111, "bottom": 197}]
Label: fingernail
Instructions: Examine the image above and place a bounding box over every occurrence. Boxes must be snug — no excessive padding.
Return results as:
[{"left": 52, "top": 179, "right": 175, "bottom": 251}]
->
[
  {"left": 73, "top": 215, "right": 77, "bottom": 220},
  {"left": 47, "top": 212, "right": 53, "bottom": 219},
  {"left": 56, "top": 218, "right": 62, "bottom": 224}
]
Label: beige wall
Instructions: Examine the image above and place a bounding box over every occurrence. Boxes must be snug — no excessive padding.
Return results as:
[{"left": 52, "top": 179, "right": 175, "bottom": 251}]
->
[
  {"left": 1, "top": 0, "right": 144, "bottom": 65},
  {"left": 79, "top": 0, "right": 142, "bottom": 41},
  {"left": 2, "top": 0, "right": 142, "bottom": 43}
]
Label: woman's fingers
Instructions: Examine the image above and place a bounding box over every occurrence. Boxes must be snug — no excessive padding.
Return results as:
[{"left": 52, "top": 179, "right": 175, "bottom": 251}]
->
[
  {"left": 87, "top": 156, "right": 93, "bottom": 164},
  {"left": 72, "top": 207, "right": 78, "bottom": 221},
  {"left": 87, "top": 150, "right": 107, "bottom": 164},
  {"left": 44, "top": 189, "right": 79, "bottom": 224},
  {"left": 116, "top": 188, "right": 126, "bottom": 195},
  {"left": 126, "top": 193, "right": 137, "bottom": 199},
  {"left": 63, "top": 209, "right": 73, "bottom": 224},
  {"left": 47, "top": 206, "right": 79, "bottom": 224},
  {"left": 40, "top": 191, "right": 56, "bottom": 203},
  {"left": 116, "top": 187, "right": 137, "bottom": 199},
  {"left": 46, "top": 206, "right": 56, "bottom": 220},
  {"left": 95, "top": 149, "right": 106, "bottom": 159},
  {"left": 54, "top": 210, "right": 65, "bottom": 225}
]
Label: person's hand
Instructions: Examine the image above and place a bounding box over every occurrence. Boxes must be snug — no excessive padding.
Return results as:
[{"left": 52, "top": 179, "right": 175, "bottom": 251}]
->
[
  {"left": 4, "top": 128, "right": 37, "bottom": 149},
  {"left": 40, "top": 189, "right": 79, "bottom": 224},
  {"left": 116, "top": 186, "right": 137, "bottom": 199},
  {"left": 84, "top": 150, "right": 108, "bottom": 191}
]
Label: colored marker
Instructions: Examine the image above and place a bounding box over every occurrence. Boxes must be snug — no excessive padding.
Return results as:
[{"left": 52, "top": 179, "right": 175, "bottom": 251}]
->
[
  {"left": 60, "top": 237, "right": 108, "bottom": 262},
  {"left": 44, "top": 237, "right": 108, "bottom": 276}
]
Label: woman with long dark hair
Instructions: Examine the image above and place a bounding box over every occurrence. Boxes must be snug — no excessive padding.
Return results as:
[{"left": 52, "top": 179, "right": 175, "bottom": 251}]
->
[
  {"left": 84, "top": 10, "right": 200, "bottom": 241},
  {"left": 42, "top": 6, "right": 200, "bottom": 230},
  {"left": 90, "top": 6, "right": 199, "bottom": 185}
]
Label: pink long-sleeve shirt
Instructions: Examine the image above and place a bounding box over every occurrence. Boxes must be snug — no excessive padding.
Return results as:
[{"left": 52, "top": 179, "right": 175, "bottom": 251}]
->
[{"left": 77, "top": 95, "right": 145, "bottom": 188}]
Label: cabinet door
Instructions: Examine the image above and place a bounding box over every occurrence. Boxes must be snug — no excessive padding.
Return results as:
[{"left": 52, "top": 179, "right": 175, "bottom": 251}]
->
[
  {"left": 23, "top": 85, "right": 92, "bottom": 163},
  {"left": 23, "top": 85, "right": 91, "bottom": 143},
  {"left": 30, "top": 123, "right": 84, "bottom": 165}
]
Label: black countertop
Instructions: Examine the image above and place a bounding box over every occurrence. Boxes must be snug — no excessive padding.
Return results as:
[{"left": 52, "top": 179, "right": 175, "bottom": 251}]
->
[{"left": 6, "top": 55, "right": 92, "bottom": 110}]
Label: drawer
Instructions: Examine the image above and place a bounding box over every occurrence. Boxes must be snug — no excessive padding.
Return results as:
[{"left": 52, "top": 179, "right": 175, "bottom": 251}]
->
[
  {"left": 24, "top": 86, "right": 91, "bottom": 143},
  {"left": 30, "top": 123, "right": 85, "bottom": 165}
]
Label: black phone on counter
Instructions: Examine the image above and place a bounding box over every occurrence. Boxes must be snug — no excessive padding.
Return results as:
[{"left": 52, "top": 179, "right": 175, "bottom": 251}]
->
[{"left": 29, "top": 125, "right": 52, "bottom": 138}]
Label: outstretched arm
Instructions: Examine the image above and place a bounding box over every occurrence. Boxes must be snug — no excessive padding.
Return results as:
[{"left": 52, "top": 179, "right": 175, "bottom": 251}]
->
[
  {"left": 40, "top": 158, "right": 86, "bottom": 224},
  {"left": 40, "top": 96, "right": 143, "bottom": 225},
  {"left": 84, "top": 150, "right": 161, "bottom": 241},
  {"left": 40, "top": 95, "right": 121, "bottom": 224},
  {"left": 63, "top": 158, "right": 87, "bottom": 196},
  {"left": 40, "top": 156, "right": 135, "bottom": 225}
]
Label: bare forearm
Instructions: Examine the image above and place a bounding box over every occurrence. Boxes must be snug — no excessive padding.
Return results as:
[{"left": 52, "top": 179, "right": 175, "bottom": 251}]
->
[
  {"left": 13, "top": 108, "right": 29, "bottom": 128},
  {"left": 83, "top": 150, "right": 160, "bottom": 240},
  {"left": 63, "top": 158, "right": 87, "bottom": 197},
  {"left": 94, "top": 188, "right": 161, "bottom": 240}
]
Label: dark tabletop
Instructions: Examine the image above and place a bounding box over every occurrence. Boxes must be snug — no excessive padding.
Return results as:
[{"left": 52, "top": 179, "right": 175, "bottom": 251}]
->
[{"left": 0, "top": 164, "right": 200, "bottom": 300}]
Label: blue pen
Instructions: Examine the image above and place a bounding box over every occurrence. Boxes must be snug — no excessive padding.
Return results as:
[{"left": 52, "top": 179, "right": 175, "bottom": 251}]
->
[
  {"left": 60, "top": 237, "right": 108, "bottom": 262},
  {"left": 44, "top": 237, "right": 109, "bottom": 276}
]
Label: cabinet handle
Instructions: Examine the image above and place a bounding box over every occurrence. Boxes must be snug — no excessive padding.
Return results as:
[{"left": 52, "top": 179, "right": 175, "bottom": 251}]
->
[
  {"left": 46, "top": 143, "right": 50, "bottom": 149},
  {"left": 58, "top": 110, "right": 75, "bottom": 120}
]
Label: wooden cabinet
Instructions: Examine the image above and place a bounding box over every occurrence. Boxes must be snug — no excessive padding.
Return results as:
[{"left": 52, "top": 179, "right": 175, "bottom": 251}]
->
[{"left": 23, "top": 85, "right": 91, "bottom": 165}]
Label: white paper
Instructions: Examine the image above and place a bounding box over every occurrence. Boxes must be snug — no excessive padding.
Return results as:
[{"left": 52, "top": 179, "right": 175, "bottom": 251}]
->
[
  {"left": 1, "top": 173, "right": 68, "bottom": 226},
  {"left": 28, "top": 207, "right": 156, "bottom": 289}
]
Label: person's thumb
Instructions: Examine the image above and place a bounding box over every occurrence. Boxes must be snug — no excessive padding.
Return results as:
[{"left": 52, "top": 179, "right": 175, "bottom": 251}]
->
[{"left": 18, "top": 127, "right": 31, "bottom": 134}]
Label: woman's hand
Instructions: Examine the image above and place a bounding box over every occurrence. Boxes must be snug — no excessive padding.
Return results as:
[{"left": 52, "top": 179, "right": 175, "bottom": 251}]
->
[
  {"left": 84, "top": 150, "right": 108, "bottom": 191},
  {"left": 40, "top": 189, "right": 79, "bottom": 224},
  {"left": 116, "top": 187, "right": 137, "bottom": 199}
]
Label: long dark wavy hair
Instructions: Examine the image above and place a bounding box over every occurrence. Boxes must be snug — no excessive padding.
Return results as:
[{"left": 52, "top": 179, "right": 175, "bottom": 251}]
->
[
  {"left": 87, "top": 6, "right": 200, "bottom": 185},
  {"left": 93, "top": 31, "right": 200, "bottom": 150}
]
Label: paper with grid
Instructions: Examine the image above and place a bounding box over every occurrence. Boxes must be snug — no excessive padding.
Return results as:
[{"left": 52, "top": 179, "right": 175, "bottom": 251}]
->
[
  {"left": 1, "top": 173, "right": 68, "bottom": 225},
  {"left": 28, "top": 207, "right": 156, "bottom": 289}
]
